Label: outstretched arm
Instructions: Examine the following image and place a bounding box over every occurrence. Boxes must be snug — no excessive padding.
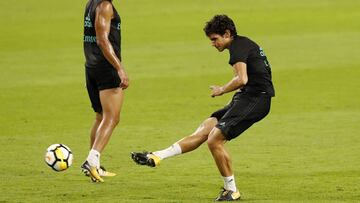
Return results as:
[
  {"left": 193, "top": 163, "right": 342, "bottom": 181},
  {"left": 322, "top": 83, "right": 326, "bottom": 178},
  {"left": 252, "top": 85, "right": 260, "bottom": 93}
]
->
[
  {"left": 95, "top": 1, "right": 129, "bottom": 89},
  {"left": 210, "top": 62, "right": 248, "bottom": 97}
]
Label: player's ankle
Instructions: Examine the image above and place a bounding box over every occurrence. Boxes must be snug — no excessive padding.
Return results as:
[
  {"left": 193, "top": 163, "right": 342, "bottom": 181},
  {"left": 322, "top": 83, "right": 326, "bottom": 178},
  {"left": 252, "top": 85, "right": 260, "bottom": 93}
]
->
[
  {"left": 223, "top": 175, "right": 237, "bottom": 192},
  {"left": 152, "top": 143, "right": 182, "bottom": 160},
  {"left": 87, "top": 149, "right": 101, "bottom": 167}
]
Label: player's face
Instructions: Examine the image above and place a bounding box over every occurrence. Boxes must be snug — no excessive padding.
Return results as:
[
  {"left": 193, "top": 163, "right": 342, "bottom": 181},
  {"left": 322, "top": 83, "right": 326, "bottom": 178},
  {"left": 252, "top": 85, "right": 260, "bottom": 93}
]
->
[{"left": 208, "top": 32, "right": 232, "bottom": 52}]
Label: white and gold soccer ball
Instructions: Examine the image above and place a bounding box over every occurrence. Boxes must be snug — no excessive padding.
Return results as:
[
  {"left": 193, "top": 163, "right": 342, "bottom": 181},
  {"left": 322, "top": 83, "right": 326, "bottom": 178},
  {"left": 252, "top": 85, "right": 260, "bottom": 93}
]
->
[{"left": 45, "top": 144, "right": 73, "bottom": 172}]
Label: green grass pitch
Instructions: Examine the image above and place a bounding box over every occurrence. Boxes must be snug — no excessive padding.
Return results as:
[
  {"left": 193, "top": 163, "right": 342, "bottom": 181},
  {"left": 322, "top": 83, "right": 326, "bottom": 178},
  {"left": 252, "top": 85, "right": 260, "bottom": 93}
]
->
[{"left": 0, "top": 0, "right": 359, "bottom": 202}]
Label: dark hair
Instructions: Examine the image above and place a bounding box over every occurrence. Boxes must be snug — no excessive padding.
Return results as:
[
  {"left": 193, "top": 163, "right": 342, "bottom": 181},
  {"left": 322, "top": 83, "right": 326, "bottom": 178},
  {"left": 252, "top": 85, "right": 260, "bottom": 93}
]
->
[{"left": 203, "top": 15, "right": 237, "bottom": 37}]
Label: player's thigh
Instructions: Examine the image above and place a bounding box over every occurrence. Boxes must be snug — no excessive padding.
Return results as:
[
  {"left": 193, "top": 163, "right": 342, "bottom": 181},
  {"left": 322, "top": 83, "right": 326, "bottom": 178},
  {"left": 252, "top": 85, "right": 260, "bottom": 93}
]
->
[
  {"left": 193, "top": 117, "right": 218, "bottom": 136},
  {"left": 99, "top": 87, "right": 124, "bottom": 116}
]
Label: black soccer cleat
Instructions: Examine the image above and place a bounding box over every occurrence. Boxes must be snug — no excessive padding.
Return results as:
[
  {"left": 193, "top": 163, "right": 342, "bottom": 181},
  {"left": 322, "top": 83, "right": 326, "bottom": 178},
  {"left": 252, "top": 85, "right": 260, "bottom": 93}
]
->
[
  {"left": 215, "top": 188, "right": 241, "bottom": 201},
  {"left": 131, "top": 151, "right": 160, "bottom": 167}
]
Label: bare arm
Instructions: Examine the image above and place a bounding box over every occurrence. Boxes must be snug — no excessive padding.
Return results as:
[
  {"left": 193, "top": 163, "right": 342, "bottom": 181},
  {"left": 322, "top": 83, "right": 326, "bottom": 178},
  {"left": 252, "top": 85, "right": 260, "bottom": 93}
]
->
[
  {"left": 95, "top": 1, "right": 129, "bottom": 89},
  {"left": 210, "top": 62, "right": 248, "bottom": 97}
]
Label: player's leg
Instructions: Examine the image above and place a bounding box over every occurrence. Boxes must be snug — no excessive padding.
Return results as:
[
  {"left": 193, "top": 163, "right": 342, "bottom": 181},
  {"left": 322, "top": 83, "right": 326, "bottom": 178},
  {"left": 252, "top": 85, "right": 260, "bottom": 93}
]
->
[
  {"left": 82, "top": 112, "right": 116, "bottom": 177},
  {"left": 85, "top": 87, "right": 124, "bottom": 182},
  {"left": 131, "top": 99, "right": 231, "bottom": 167},
  {"left": 162, "top": 117, "right": 218, "bottom": 154},
  {"left": 207, "top": 128, "right": 232, "bottom": 176},
  {"left": 81, "top": 68, "right": 105, "bottom": 182},
  {"left": 82, "top": 114, "right": 118, "bottom": 179},
  {"left": 90, "top": 113, "right": 103, "bottom": 148},
  {"left": 82, "top": 67, "right": 124, "bottom": 182},
  {"left": 86, "top": 87, "right": 124, "bottom": 182},
  {"left": 207, "top": 128, "right": 240, "bottom": 201},
  {"left": 91, "top": 87, "right": 124, "bottom": 152},
  {"left": 207, "top": 94, "right": 271, "bottom": 200},
  {"left": 84, "top": 68, "right": 103, "bottom": 150},
  {"left": 82, "top": 113, "right": 102, "bottom": 177},
  {"left": 131, "top": 117, "right": 217, "bottom": 167}
]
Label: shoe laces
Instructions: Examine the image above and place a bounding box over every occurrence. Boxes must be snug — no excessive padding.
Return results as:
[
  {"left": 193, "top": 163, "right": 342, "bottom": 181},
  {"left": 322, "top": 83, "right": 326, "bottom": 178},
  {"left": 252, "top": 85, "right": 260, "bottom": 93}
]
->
[{"left": 97, "top": 166, "right": 106, "bottom": 175}]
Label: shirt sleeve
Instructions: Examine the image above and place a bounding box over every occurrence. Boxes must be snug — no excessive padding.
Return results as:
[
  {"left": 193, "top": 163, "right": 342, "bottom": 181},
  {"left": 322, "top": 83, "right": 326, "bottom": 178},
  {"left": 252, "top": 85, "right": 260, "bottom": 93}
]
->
[{"left": 228, "top": 41, "right": 249, "bottom": 66}]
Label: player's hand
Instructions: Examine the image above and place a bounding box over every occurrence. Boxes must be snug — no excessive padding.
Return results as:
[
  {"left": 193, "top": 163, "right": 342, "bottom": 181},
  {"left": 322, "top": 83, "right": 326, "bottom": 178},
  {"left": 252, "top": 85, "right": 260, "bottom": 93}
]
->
[
  {"left": 210, "top": 85, "right": 224, "bottom": 97},
  {"left": 118, "top": 69, "right": 129, "bottom": 89}
]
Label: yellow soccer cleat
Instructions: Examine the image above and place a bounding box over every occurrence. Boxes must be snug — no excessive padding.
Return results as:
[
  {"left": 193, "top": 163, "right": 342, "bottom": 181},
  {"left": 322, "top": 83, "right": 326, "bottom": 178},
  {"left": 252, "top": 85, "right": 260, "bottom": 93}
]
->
[
  {"left": 98, "top": 166, "right": 116, "bottom": 177},
  {"left": 82, "top": 164, "right": 116, "bottom": 177},
  {"left": 81, "top": 161, "right": 104, "bottom": 183},
  {"left": 89, "top": 166, "right": 104, "bottom": 183}
]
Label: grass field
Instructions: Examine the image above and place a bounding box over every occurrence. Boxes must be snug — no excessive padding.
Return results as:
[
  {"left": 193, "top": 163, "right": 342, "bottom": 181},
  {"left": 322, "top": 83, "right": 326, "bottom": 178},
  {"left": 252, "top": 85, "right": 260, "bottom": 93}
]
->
[{"left": 1, "top": 0, "right": 360, "bottom": 202}]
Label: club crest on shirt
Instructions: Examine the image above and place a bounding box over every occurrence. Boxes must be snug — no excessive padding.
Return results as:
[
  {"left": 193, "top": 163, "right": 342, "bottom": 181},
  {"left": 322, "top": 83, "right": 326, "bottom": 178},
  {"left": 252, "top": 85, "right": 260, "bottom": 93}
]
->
[{"left": 84, "top": 12, "right": 92, "bottom": 28}]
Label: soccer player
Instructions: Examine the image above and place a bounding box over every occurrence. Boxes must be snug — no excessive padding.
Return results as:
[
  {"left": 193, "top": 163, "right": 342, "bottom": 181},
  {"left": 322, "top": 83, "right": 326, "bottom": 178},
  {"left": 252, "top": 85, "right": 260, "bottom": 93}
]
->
[
  {"left": 131, "top": 14, "right": 274, "bottom": 200},
  {"left": 81, "top": 0, "right": 129, "bottom": 183}
]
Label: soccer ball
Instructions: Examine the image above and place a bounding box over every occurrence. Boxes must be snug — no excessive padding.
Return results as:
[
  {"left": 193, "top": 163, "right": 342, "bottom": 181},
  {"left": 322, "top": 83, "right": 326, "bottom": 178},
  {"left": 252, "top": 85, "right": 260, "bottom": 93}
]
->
[{"left": 45, "top": 144, "right": 73, "bottom": 172}]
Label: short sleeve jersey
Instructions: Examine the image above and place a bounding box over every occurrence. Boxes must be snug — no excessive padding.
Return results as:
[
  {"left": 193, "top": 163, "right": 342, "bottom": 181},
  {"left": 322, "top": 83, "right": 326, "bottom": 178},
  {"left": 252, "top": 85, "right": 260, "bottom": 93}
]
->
[
  {"left": 83, "top": 0, "right": 121, "bottom": 69},
  {"left": 229, "top": 35, "right": 275, "bottom": 97}
]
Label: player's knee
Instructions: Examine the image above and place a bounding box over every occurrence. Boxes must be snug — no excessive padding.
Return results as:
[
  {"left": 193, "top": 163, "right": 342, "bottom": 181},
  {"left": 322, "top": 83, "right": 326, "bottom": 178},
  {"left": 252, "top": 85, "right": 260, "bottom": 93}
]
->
[
  {"left": 103, "top": 114, "right": 120, "bottom": 127},
  {"left": 207, "top": 130, "right": 224, "bottom": 150},
  {"left": 207, "top": 135, "right": 218, "bottom": 150}
]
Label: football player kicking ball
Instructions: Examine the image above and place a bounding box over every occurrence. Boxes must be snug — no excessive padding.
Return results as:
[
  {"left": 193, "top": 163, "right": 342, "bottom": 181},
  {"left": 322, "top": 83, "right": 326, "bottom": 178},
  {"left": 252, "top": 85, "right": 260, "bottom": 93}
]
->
[{"left": 131, "top": 14, "right": 275, "bottom": 201}]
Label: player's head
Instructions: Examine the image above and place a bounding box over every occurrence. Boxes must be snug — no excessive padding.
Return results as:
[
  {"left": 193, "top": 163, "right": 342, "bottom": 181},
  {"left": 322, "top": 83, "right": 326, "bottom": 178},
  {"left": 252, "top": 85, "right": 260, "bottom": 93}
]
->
[{"left": 203, "top": 15, "right": 237, "bottom": 52}]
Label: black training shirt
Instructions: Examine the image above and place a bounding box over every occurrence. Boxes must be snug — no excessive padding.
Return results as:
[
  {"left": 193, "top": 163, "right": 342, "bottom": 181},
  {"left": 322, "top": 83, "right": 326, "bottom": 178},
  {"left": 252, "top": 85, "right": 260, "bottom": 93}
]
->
[
  {"left": 83, "top": 0, "right": 121, "bottom": 69},
  {"left": 228, "top": 35, "right": 275, "bottom": 97}
]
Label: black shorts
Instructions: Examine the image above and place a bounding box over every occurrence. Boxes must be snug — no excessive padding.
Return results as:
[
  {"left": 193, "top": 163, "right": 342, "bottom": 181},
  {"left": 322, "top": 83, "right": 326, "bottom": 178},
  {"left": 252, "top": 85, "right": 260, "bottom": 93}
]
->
[
  {"left": 85, "top": 67, "right": 121, "bottom": 113},
  {"left": 210, "top": 92, "right": 271, "bottom": 140}
]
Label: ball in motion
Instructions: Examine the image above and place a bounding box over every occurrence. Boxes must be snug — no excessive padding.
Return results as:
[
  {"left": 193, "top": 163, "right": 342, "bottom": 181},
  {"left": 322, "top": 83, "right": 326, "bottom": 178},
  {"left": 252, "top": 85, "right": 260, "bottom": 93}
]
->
[{"left": 45, "top": 144, "right": 73, "bottom": 172}]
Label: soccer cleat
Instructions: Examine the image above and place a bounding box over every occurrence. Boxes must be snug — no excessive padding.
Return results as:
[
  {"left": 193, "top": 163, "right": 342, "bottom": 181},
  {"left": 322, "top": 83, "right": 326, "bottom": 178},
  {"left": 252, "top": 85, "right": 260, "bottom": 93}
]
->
[
  {"left": 82, "top": 165, "right": 116, "bottom": 177},
  {"left": 80, "top": 161, "right": 104, "bottom": 183},
  {"left": 130, "top": 151, "right": 160, "bottom": 167},
  {"left": 215, "top": 188, "right": 241, "bottom": 201},
  {"left": 98, "top": 166, "right": 116, "bottom": 177}
]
